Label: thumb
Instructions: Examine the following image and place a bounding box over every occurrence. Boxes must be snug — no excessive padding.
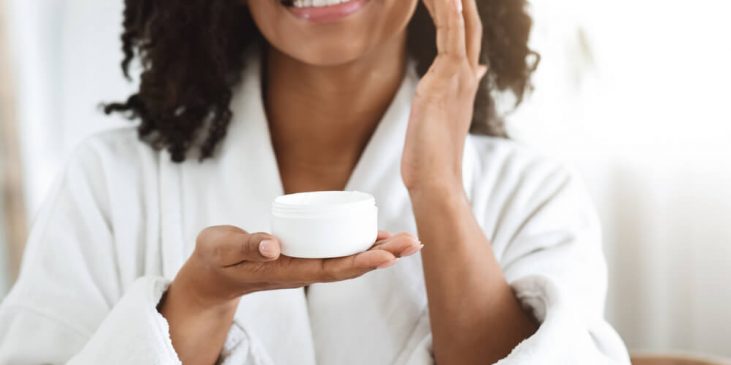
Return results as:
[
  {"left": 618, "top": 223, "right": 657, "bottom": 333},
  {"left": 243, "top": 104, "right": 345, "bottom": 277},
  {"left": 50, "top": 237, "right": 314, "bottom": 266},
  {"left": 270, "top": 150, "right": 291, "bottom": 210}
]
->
[
  {"left": 196, "top": 226, "right": 281, "bottom": 266},
  {"left": 476, "top": 65, "right": 489, "bottom": 81},
  {"left": 244, "top": 232, "right": 282, "bottom": 262}
]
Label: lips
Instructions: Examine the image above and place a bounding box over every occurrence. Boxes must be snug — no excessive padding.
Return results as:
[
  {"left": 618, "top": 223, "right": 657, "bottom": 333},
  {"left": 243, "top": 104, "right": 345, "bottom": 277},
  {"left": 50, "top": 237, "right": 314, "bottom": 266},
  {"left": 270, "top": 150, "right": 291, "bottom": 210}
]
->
[
  {"left": 280, "top": 0, "right": 370, "bottom": 23},
  {"left": 282, "top": 0, "right": 356, "bottom": 8}
]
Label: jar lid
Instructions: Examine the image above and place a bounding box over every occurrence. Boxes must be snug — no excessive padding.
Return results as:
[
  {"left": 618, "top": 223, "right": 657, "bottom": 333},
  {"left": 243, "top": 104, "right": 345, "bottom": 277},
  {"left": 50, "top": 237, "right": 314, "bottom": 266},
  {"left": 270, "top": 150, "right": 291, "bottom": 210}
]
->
[{"left": 272, "top": 191, "right": 376, "bottom": 217}]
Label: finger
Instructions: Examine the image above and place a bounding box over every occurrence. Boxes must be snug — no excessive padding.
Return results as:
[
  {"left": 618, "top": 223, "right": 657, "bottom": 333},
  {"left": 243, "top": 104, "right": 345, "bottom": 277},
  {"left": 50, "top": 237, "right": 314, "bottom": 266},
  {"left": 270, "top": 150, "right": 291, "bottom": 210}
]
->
[
  {"left": 376, "top": 230, "right": 393, "bottom": 241},
  {"left": 434, "top": 0, "right": 467, "bottom": 59},
  {"left": 421, "top": 0, "right": 435, "bottom": 16},
  {"left": 196, "top": 226, "right": 280, "bottom": 267},
  {"left": 268, "top": 249, "right": 397, "bottom": 284},
  {"left": 463, "top": 0, "right": 483, "bottom": 69},
  {"left": 372, "top": 232, "right": 423, "bottom": 258},
  {"left": 417, "top": 0, "right": 468, "bottom": 94},
  {"left": 234, "top": 232, "right": 281, "bottom": 264},
  {"left": 322, "top": 249, "right": 399, "bottom": 280},
  {"left": 255, "top": 234, "right": 282, "bottom": 260}
]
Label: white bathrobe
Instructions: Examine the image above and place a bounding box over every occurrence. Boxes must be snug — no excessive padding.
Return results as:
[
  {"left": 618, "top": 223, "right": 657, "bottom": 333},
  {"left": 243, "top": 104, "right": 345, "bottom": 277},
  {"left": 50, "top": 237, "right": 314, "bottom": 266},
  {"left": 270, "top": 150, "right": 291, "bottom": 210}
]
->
[{"left": 0, "top": 53, "right": 629, "bottom": 364}]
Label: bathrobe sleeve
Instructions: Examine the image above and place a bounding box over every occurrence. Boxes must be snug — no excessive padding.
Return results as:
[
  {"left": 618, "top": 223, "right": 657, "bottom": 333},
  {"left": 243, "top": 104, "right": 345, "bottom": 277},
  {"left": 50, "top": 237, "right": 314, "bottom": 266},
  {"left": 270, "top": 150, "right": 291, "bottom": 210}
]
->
[
  {"left": 469, "top": 143, "right": 630, "bottom": 364},
  {"left": 0, "top": 133, "right": 272, "bottom": 365}
]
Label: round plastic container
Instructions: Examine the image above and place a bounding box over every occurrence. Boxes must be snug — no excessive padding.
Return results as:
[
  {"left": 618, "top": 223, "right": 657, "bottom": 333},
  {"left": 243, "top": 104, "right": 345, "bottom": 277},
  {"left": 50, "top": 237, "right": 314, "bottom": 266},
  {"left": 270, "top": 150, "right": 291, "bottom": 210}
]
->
[{"left": 271, "top": 191, "right": 378, "bottom": 258}]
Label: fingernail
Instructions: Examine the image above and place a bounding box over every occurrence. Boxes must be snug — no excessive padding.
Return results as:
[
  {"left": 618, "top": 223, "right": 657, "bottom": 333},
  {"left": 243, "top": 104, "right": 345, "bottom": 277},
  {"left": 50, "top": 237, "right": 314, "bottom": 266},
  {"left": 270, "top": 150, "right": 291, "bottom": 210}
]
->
[
  {"left": 453, "top": 0, "right": 463, "bottom": 13},
  {"left": 401, "top": 244, "right": 424, "bottom": 257},
  {"left": 377, "top": 258, "right": 399, "bottom": 269},
  {"left": 259, "top": 239, "right": 278, "bottom": 258}
]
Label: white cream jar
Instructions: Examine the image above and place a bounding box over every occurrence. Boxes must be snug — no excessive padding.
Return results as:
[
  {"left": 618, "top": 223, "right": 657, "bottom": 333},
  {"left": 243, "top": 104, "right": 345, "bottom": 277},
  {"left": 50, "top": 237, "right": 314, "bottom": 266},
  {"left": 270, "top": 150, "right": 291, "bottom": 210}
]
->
[{"left": 271, "top": 191, "right": 378, "bottom": 258}]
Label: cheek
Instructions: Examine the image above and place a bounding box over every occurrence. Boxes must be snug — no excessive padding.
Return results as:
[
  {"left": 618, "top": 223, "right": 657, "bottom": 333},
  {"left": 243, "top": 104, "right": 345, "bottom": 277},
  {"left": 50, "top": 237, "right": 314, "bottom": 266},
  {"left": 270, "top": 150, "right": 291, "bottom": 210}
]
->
[
  {"left": 246, "top": 0, "right": 419, "bottom": 66},
  {"left": 245, "top": 0, "right": 291, "bottom": 47},
  {"left": 380, "top": 0, "right": 419, "bottom": 37}
]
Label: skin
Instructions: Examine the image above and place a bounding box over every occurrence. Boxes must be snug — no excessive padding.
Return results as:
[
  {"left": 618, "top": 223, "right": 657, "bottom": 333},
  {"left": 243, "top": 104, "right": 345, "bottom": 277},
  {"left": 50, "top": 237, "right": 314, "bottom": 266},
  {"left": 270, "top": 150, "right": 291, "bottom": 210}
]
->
[{"left": 159, "top": 0, "right": 538, "bottom": 364}]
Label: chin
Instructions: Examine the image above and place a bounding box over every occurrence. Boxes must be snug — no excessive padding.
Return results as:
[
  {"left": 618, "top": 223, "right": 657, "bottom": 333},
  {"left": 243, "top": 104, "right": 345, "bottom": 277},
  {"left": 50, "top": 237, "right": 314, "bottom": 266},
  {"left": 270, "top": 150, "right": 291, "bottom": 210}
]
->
[
  {"left": 247, "top": 0, "right": 417, "bottom": 67},
  {"left": 279, "top": 36, "right": 373, "bottom": 67}
]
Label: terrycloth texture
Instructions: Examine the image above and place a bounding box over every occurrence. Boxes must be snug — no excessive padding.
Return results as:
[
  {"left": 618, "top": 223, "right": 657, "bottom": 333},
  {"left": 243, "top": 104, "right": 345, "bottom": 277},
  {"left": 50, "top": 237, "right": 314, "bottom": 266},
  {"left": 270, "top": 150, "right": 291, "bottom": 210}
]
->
[{"left": 0, "top": 53, "right": 629, "bottom": 364}]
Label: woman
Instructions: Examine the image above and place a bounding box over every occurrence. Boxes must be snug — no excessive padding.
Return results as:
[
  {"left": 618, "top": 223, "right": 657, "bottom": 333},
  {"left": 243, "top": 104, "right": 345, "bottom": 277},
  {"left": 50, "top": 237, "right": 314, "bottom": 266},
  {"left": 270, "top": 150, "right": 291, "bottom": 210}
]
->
[{"left": 0, "top": 0, "right": 629, "bottom": 364}]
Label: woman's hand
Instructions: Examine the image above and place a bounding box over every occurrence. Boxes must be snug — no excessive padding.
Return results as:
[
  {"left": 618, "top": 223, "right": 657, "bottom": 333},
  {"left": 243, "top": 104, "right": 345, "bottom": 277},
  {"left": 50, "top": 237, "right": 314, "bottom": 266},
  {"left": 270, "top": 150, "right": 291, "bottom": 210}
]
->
[
  {"left": 171, "top": 225, "right": 419, "bottom": 306},
  {"left": 159, "top": 225, "right": 421, "bottom": 365},
  {"left": 401, "top": 0, "right": 487, "bottom": 195},
  {"left": 403, "top": 3, "right": 539, "bottom": 363}
]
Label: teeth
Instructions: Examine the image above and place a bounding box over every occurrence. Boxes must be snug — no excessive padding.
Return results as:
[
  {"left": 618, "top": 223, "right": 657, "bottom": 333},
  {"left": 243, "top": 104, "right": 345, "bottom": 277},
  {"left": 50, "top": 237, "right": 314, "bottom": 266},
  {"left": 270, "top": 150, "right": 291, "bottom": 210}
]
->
[{"left": 291, "top": 0, "right": 352, "bottom": 8}]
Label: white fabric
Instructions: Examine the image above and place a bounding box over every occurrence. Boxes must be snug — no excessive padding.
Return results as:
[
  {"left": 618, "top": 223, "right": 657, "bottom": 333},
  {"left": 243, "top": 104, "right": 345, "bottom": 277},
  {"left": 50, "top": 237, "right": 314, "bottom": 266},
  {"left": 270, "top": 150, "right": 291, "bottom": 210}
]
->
[
  {"left": 7, "top": 0, "right": 731, "bottom": 358},
  {"left": 0, "top": 52, "right": 629, "bottom": 364},
  {"left": 511, "top": 0, "right": 731, "bottom": 357}
]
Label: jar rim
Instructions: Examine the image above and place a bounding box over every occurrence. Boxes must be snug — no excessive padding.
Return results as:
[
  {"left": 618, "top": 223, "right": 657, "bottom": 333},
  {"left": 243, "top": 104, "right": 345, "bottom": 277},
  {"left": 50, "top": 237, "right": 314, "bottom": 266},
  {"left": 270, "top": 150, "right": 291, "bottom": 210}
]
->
[{"left": 272, "top": 191, "right": 376, "bottom": 216}]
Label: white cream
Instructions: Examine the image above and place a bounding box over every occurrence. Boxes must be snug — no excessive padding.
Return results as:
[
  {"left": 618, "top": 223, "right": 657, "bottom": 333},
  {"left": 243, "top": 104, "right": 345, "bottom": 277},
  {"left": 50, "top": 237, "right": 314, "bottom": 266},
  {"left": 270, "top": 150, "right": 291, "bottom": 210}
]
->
[
  {"left": 271, "top": 191, "right": 378, "bottom": 258},
  {"left": 291, "top": 0, "right": 353, "bottom": 9}
]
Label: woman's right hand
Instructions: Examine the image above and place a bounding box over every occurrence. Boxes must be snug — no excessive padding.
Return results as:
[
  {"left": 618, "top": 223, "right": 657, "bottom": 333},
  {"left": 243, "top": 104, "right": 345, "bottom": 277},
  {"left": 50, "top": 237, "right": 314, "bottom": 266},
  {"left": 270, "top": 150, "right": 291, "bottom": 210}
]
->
[{"left": 159, "top": 225, "right": 422, "bottom": 365}]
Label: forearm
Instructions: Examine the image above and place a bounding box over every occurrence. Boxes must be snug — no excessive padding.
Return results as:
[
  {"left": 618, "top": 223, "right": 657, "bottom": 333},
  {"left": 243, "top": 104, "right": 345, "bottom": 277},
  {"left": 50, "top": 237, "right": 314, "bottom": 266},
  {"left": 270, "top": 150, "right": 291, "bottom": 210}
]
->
[{"left": 409, "top": 186, "right": 538, "bottom": 365}]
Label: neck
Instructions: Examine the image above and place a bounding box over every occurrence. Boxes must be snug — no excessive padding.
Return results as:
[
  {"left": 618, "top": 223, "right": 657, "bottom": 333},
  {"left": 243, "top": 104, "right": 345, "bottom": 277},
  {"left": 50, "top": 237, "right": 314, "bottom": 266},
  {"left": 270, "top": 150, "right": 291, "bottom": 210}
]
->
[{"left": 264, "top": 34, "right": 407, "bottom": 192}]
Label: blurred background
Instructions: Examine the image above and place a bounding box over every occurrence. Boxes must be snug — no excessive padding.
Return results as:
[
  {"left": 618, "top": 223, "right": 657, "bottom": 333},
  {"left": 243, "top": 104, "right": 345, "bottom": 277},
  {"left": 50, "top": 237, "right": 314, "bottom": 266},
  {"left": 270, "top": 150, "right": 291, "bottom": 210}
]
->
[{"left": 1, "top": 0, "right": 730, "bottom": 361}]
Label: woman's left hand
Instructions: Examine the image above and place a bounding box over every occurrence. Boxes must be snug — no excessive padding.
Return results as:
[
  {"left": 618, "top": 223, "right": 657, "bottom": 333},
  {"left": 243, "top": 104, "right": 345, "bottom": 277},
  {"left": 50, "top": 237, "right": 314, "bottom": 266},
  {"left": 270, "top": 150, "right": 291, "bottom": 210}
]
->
[{"left": 401, "top": 0, "right": 488, "bottom": 195}]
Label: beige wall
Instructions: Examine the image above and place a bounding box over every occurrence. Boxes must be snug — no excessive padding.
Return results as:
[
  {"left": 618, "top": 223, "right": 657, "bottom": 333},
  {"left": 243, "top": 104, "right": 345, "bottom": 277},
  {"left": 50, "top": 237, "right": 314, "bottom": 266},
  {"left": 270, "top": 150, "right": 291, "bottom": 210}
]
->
[{"left": 0, "top": 0, "right": 27, "bottom": 283}]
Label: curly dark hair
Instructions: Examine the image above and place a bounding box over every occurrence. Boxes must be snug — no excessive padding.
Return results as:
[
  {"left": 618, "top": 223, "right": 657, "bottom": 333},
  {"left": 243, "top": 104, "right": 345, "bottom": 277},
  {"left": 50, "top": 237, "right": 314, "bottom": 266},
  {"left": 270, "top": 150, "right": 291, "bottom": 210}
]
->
[{"left": 104, "top": 0, "right": 538, "bottom": 162}]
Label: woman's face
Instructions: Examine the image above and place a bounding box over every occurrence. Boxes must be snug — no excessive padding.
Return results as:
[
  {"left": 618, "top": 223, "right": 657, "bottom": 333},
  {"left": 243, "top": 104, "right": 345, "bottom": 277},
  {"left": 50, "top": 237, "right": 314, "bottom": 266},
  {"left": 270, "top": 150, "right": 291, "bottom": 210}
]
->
[{"left": 246, "top": 0, "right": 419, "bottom": 66}]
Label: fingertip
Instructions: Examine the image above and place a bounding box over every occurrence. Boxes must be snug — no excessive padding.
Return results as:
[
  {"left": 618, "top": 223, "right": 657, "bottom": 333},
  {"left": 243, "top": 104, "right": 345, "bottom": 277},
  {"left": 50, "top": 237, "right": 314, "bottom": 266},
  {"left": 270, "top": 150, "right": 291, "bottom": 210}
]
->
[
  {"left": 401, "top": 243, "right": 424, "bottom": 257},
  {"left": 259, "top": 239, "right": 280, "bottom": 259},
  {"left": 477, "top": 65, "right": 489, "bottom": 80},
  {"left": 404, "top": 232, "right": 420, "bottom": 243}
]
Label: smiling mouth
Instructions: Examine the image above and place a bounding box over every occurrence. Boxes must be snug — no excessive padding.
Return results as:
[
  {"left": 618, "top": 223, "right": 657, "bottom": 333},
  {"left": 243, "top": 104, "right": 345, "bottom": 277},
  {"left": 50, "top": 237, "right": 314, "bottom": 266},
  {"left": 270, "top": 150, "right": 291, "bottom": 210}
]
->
[
  {"left": 279, "top": 0, "right": 369, "bottom": 23},
  {"left": 281, "top": 0, "right": 356, "bottom": 8}
]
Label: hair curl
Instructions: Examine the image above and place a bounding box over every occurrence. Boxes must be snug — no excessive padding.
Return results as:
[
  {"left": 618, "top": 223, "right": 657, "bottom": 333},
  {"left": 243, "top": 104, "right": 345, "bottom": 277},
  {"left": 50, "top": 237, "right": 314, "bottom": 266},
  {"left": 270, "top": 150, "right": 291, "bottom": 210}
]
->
[{"left": 105, "top": 0, "right": 538, "bottom": 162}]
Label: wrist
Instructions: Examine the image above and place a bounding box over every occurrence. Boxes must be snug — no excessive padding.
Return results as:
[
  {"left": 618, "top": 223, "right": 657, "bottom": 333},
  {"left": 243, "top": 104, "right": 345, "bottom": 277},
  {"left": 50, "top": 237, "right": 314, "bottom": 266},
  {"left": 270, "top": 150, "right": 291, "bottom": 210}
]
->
[
  {"left": 407, "top": 181, "right": 467, "bottom": 204},
  {"left": 160, "top": 260, "right": 240, "bottom": 318},
  {"left": 159, "top": 262, "right": 240, "bottom": 365},
  {"left": 159, "top": 279, "right": 239, "bottom": 321}
]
